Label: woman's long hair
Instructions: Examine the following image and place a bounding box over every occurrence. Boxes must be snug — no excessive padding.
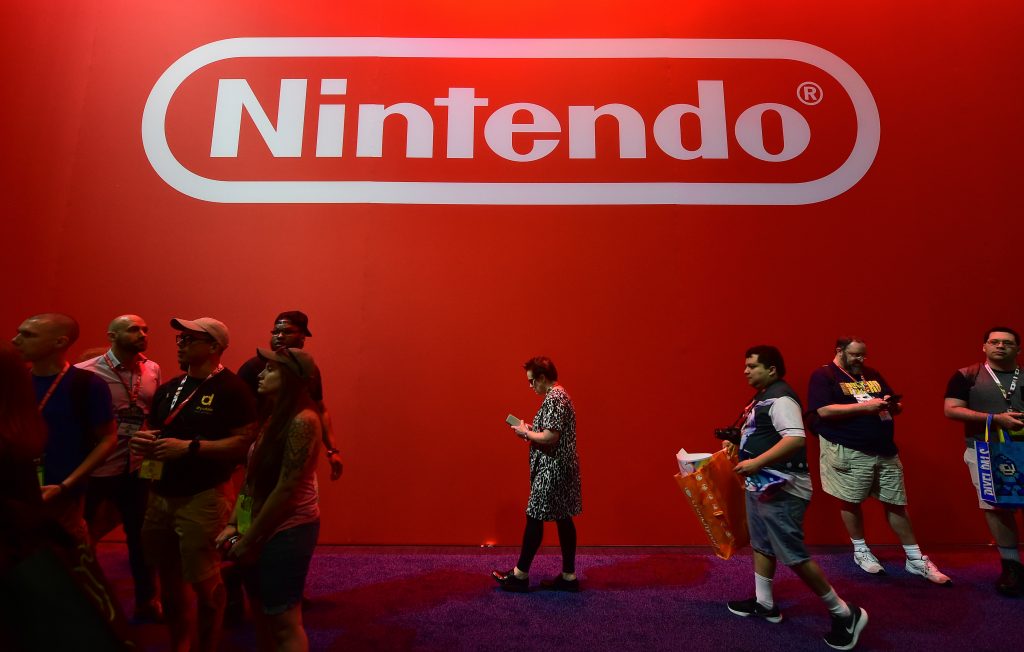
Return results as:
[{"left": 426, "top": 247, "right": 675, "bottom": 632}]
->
[
  {"left": 246, "top": 363, "right": 318, "bottom": 510},
  {"left": 0, "top": 343, "right": 46, "bottom": 462}
]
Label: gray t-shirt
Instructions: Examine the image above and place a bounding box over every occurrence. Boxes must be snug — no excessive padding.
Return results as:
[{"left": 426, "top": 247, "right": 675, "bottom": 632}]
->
[{"left": 945, "top": 363, "right": 1024, "bottom": 443}]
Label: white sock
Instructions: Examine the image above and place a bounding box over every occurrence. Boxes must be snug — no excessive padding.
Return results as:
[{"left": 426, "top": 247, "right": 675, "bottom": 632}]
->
[
  {"left": 851, "top": 538, "right": 869, "bottom": 553},
  {"left": 997, "top": 546, "right": 1021, "bottom": 563},
  {"left": 903, "top": 544, "right": 923, "bottom": 561},
  {"left": 754, "top": 573, "right": 774, "bottom": 609},
  {"left": 820, "top": 588, "right": 851, "bottom": 617}
]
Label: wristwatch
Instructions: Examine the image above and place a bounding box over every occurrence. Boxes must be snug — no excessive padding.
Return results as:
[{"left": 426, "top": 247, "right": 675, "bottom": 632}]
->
[
  {"left": 326, "top": 448, "right": 339, "bottom": 458},
  {"left": 188, "top": 438, "right": 201, "bottom": 455}
]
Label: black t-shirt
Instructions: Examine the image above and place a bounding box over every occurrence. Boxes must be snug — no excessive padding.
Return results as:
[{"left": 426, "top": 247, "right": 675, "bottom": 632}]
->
[
  {"left": 148, "top": 369, "right": 257, "bottom": 497},
  {"left": 237, "top": 355, "right": 324, "bottom": 402},
  {"left": 807, "top": 363, "right": 897, "bottom": 456}
]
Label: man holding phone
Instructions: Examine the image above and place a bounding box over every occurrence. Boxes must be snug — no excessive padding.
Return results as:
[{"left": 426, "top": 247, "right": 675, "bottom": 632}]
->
[{"left": 808, "top": 337, "right": 950, "bottom": 584}]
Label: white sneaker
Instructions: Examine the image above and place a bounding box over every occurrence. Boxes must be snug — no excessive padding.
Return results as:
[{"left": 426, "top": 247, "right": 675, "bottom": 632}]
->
[
  {"left": 905, "top": 555, "right": 951, "bottom": 585},
  {"left": 853, "top": 549, "right": 885, "bottom": 574}
]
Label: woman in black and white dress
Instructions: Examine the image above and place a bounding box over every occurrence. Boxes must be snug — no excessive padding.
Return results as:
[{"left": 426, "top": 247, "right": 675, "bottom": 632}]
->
[{"left": 493, "top": 356, "right": 582, "bottom": 592}]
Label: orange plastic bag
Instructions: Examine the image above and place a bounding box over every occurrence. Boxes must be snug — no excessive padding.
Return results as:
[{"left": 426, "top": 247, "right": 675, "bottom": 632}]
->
[{"left": 674, "top": 448, "right": 749, "bottom": 559}]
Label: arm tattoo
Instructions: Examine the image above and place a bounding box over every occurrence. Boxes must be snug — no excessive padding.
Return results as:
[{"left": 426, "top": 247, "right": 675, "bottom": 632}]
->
[{"left": 281, "top": 414, "right": 318, "bottom": 479}]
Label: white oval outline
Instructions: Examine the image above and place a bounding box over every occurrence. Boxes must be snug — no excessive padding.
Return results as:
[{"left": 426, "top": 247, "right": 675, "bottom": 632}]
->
[{"left": 142, "top": 38, "right": 880, "bottom": 205}]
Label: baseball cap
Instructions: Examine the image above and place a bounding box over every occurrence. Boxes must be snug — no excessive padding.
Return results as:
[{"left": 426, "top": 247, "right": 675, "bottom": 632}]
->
[
  {"left": 275, "top": 310, "right": 312, "bottom": 337},
  {"left": 170, "top": 317, "right": 230, "bottom": 348},
  {"left": 256, "top": 347, "right": 315, "bottom": 380}
]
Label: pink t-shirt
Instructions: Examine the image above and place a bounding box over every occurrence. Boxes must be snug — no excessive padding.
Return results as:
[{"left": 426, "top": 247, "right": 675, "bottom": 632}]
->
[{"left": 246, "top": 416, "right": 320, "bottom": 535}]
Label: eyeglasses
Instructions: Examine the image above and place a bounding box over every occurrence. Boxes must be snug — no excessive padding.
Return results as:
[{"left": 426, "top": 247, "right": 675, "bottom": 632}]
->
[
  {"left": 176, "top": 333, "right": 214, "bottom": 347},
  {"left": 987, "top": 339, "right": 1019, "bottom": 348}
]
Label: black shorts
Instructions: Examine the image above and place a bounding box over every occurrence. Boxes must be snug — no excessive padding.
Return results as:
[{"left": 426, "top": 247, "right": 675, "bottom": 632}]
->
[{"left": 241, "top": 520, "right": 319, "bottom": 615}]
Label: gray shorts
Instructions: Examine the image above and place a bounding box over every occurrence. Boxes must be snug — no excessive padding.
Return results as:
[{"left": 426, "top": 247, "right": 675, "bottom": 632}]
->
[
  {"left": 819, "top": 440, "right": 907, "bottom": 505},
  {"left": 746, "top": 490, "right": 810, "bottom": 566}
]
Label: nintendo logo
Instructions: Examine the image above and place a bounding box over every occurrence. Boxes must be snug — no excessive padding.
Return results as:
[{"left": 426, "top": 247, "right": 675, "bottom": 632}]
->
[{"left": 142, "top": 38, "right": 880, "bottom": 205}]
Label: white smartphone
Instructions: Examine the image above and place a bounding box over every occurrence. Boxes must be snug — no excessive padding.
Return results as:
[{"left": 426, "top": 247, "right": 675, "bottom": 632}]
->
[{"left": 505, "top": 414, "right": 521, "bottom": 427}]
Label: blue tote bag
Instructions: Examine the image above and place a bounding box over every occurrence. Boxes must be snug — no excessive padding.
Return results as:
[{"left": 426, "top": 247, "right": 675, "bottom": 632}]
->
[{"left": 975, "top": 415, "right": 1024, "bottom": 508}]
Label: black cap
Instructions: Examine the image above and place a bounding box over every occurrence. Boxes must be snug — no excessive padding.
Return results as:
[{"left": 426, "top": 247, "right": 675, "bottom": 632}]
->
[{"left": 275, "top": 311, "right": 312, "bottom": 337}]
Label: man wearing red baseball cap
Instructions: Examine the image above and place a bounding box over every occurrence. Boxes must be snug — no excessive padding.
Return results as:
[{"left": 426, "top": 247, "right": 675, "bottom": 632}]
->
[{"left": 132, "top": 316, "right": 257, "bottom": 652}]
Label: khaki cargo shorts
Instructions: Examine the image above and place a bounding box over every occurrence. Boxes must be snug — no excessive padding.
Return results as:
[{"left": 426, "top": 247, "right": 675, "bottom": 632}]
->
[{"left": 819, "top": 439, "right": 907, "bottom": 505}]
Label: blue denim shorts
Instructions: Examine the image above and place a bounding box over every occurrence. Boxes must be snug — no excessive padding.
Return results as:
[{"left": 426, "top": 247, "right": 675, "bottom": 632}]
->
[
  {"left": 241, "top": 520, "right": 320, "bottom": 615},
  {"left": 745, "top": 491, "right": 810, "bottom": 566}
]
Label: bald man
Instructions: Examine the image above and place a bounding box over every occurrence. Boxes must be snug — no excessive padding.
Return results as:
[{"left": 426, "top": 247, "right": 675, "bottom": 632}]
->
[
  {"left": 12, "top": 313, "right": 116, "bottom": 544},
  {"left": 77, "top": 314, "right": 163, "bottom": 621}
]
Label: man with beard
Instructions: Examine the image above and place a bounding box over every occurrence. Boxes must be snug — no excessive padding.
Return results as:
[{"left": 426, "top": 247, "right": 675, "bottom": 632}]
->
[
  {"left": 133, "top": 317, "right": 257, "bottom": 652},
  {"left": 944, "top": 326, "right": 1024, "bottom": 596},
  {"left": 237, "top": 311, "right": 342, "bottom": 481},
  {"left": 77, "top": 314, "right": 164, "bottom": 620},
  {"left": 808, "top": 337, "right": 950, "bottom": 584}
]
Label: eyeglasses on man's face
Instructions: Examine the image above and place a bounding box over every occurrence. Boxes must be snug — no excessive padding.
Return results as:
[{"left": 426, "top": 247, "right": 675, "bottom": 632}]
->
[
  {"left": 986, "top": 339, "right": 1019, "bottom": 348},
  {"left": 176, "top": 333, "right": 214, "bottom": 347}
]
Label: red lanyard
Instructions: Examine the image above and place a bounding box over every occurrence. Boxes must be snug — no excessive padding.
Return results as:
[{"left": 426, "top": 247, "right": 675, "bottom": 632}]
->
[
  {"left": 835, "top": 363, "right": 863, "bottom": 385},
  {"left": 164, "top": 365, "right": 224, "bottom": 425},
  {"left": 37, "top": 363, "right": 70, "bottom": 413},
  {"left": 104, "top": 353, "right": 142, "bottom": 406}
]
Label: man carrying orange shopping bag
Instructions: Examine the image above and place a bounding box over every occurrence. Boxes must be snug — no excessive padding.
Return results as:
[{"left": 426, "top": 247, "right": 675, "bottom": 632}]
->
[
  {"left": 675, "top": 447, "right": 748, "bottom": 560},
  {"left": 725, "top": 345, "right": 868, "bottom": 651}
]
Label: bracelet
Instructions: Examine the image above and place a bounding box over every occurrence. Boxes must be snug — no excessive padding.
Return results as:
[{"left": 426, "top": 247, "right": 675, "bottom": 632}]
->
[
  {"left": 326, "top": 448, "right": 339, "bottom": 457},
  {"left": 58, "top": 481, "right": 68, "bottom": 493}
]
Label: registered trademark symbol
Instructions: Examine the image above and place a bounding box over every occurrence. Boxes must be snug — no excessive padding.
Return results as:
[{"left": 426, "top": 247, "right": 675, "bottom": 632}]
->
[{"left": 797, "top": 82, "right": 823, "bottom": 106}]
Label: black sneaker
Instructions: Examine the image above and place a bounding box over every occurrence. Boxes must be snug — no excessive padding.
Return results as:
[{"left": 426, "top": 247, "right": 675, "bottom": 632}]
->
[
  {"left": 726, "top": 597, "right": 782, "bottom": 623},
  {"left": 539, "top": 575, "right": 580, "bottom": 592},
  {"left": 492, "top": 569, "right": 529, "bottom": 593},
  {"left": 824, "top": 604, "right": 868, "bottom": 650},
  {"left": 996, "top": 560, "right": 1023, "bottom": 597}
]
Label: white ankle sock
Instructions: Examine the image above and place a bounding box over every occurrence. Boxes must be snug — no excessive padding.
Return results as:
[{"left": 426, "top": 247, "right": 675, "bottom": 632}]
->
[
  {"left": 754, "top": 573, "right": 774, "bottom": 608},
  {"left": 997, "top": 546, "right": 1021, "bottom": 563},
  {"left": 851, "top": 538, "right": 869, "bottom": 553},
  {"left": 820, "top": 588, "right": 851, "bottom": 617},
  {"left": 903, "top": 544, "right": 923, "bottom": 561}
]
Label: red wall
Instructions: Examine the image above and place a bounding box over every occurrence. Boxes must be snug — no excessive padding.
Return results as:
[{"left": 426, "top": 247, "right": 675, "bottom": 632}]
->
[{"left": 2, "top": 1, "right": 1022, "bottom": 545}]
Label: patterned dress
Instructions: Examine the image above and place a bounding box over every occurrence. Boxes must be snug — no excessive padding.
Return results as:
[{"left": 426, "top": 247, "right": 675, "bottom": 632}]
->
[{"left": 526, "top": 385, "right": 583, "bottom": 520}]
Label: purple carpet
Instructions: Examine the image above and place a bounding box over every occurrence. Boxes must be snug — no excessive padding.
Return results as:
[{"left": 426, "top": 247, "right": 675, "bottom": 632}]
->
[{"left": 97, "top": 544, "right": 1017, "bottom": 651}]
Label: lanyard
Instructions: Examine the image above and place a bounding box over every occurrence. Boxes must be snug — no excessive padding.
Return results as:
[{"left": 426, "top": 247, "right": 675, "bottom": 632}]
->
[
  {"left": 834, "top": 362, "right": 865, "bottom": 386},
  {"left": 104, "top": 353, "right": 142, "bottom": 407},
  {"left": 734, "top": 398, "right": 757, "bottom": 428},
  {"left": 984, "top": 364, "right": 1020, "bottom": 404},
  {"left": 164, "top": 365, "right": 223, "bottom": 425},
  {"left": 37, "top": 363, "right": 70, "bottom": 413}
]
